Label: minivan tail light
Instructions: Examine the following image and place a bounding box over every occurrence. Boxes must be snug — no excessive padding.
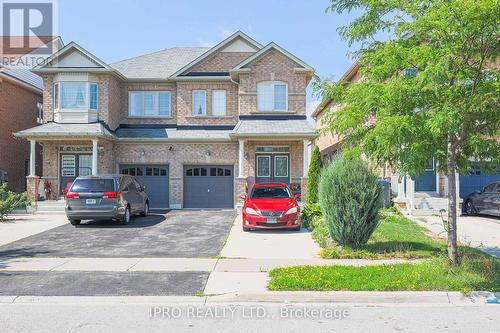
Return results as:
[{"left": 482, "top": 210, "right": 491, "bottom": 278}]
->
[
  {"left": 66, "top": 192, "right": 79, "bottom": 199},
  {"left": 103, "top": 191, "right": 119, "bottom": 199}
]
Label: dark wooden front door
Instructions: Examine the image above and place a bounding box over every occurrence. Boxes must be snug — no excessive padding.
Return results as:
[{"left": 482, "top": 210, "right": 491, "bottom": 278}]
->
[{"left": 255, "top": 153, "right": 290, "bottom": 184}]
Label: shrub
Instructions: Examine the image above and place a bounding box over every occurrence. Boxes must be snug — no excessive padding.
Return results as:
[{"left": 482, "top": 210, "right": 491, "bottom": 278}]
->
[
  {"left": 300, "top": 202, "right": 322, "bottom": 229},
  {"left": 0, "top": 182, "right": 28, "bottom": 222},
  {"left": 306, "top": 146, "right": 323, "bottom": 204},
  {"left": 318, "top": 154, "right": 382, "bottom": 248},
  {"left": 311, "top": 217, "right": 331, "bottom": 248}
]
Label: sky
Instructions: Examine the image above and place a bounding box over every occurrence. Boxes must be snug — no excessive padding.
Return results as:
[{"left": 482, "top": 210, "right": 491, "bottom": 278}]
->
[{"left": 56, "top": 0, "right": 360, "bottom": 116}]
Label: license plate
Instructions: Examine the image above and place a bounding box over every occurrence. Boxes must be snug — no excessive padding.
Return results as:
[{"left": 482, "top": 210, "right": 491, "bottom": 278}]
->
[
  {"left": 267, "top": 218, "right": 277, "bottom": 224},
  {"left": 86, "top": 199, "right": 97, "bottom": 205}
]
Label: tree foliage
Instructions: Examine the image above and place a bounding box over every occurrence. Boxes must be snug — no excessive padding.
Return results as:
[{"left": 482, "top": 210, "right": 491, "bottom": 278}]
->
[
  {"left": 317, "top": 0, "right": 499, "bottom": 265},
  {"left": 307, "top": 146, "right": 324, "bottom": 204},
  {"left": 318, "top": 155, "right": 382, "bottom": 248}
]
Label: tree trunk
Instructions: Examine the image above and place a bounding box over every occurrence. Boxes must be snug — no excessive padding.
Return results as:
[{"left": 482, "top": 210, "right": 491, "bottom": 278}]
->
[{"left": 446, "top": 139, "right": 459, "bottom": 266}]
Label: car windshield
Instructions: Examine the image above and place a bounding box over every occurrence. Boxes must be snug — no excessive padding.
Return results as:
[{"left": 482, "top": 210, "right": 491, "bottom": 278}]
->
[
  {"left": 251, "top": 186, "right": 291, "bottom": 199},
  {"left": 70, "top": 179, "right": 115, "bottom": 193}
]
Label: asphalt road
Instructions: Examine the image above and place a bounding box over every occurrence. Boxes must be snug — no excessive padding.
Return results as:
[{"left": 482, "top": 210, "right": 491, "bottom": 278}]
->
[
  {"left": 0, "top": 301, "right": 497, "bottom": 333},
  {"left": 0, "top": 210, "right": 236, "bottom": 258}
]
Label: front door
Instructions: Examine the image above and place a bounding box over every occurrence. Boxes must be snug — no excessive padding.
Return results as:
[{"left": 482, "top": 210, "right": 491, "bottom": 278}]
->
[
  {"left": 60, "top": 154, "right": 92, "bottom": 194},
  {"left": 414, "top": 158, "right": 436, "bottom": 192},
  {"left": 255, "top": 153, "right": 290, "bottom": 184}
]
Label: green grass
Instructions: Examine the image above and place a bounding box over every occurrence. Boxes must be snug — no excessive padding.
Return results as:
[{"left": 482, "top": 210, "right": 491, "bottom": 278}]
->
[
  {"left": 268, "top": 248, "right": 500, "bottom": 293},
  {"left": 314, "top": 211, "right": 447, "bottom": 259}
]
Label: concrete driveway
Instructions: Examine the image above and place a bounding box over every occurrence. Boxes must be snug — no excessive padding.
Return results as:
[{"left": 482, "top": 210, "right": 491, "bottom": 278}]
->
[
  {"left": 414, "top": 214, "right": 500, "bottom": 257},
  {"left": 0, "top": 210, "right": 236, "bottom": 258},
  {"left": 221, "top": 215, "right": 320, "bottom": 259}
]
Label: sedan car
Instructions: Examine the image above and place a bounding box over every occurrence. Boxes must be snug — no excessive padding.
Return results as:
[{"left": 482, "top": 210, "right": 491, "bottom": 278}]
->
[
  {"left": 65, "top": 174, "right": 149, "bottom": 225},
  {"left": 241, "top": 183, "right": 301, "bottom": 231},
  {"left": 463, "top": 181, "right": 500, "bottom": 217}
]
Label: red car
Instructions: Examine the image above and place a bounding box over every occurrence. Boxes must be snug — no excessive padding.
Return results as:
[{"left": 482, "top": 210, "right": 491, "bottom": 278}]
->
[{"left": 241, "top": 183, "right": 301, "bottom": 231}]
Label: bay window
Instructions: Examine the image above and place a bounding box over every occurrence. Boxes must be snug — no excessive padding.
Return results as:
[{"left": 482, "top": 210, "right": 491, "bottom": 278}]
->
[
  {"left": 128, "top": 91, "right": 171, "bottom": 117},
  {"left": 54, "top": 82, "right": 98, "bottom": 110},
  {"left": 257, "top": 81, "right": 288, "bottom": 112}
]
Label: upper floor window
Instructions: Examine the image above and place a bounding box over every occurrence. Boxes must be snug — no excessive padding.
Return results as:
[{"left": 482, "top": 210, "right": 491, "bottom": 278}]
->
[
  {"left": 53, "top": 82, "right": 98, "bottom": 110},
  {"left": 36, "top": 102, "right": 43, "bottom": 124},
  {"left": 257, "top": 81, "right": 288, "bottom": 112},
  {"left": 212, "top": 90, "right": 226, "bottom": 116},
  {"left": 192, "top": 90, "right": 207, "bottom": 116},
  {"left": 128, "top": 91, "right": 171, "bottom": 117}
]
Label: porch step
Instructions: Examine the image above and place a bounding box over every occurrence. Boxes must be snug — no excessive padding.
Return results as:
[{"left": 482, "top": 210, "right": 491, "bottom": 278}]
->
[{"left": 34, "top": 200, "right": 66, "bottom": 214}]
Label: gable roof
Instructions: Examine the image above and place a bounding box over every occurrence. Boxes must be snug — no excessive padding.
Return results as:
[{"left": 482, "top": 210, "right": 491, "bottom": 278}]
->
[
  {"left": 171, "top": 31, "right": 262, "bottom": 77},
  {"left": 231, "top": 42, "right": 314, "bottom": 72},
  {"left": 110, "top": 47, "right": 209, "bottom": 79},
  {"left": 0, "top": 66, "right": 43, "bottom": 92}
]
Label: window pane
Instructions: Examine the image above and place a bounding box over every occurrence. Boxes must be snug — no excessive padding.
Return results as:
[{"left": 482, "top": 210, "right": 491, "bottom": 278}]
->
[
  {"left": 194, "top": 168, "right": 200, "bottom": 176},
  {"left": 136, "top": 167, "right": 143, "bottom": 176},
  {"left": 193, "top": 91, "right": 206, "bottom": 115},
  {"left": 257, "top": 83, "right": 273, "bottom": 111},
  {"left": 257, "top": 156, "right": 270, "bottom": 177},
  {"left": 200, "top": 168, "right": 207, "bottom": 176},
  {"left": 153, "top": 167, "right": 159, "bottom": 176},
  {"left": 61, "top": 82, "right": 87, "bottom": 109},
  {"left": 146, "top": 167, "right": 152, "bottom": 176},
  {"left": 78, "top": 155, "right": 92, "bottom": 176},
  {"left": 160, "top": 168, "right": 167, "bottom": 176},
  {"left": 159, "top": 92, "right": 171, "bottom": 116},
  {"left": 129, "top": 92, "right": 142, "bottom": 116},
  {"left": 54, "top": 83, "right": 59, "bottom": 108},
  {"left": 129, "top": 168, "right": 136, "bottom": 176},
  {"left": 212, "top": 90, "right": 226, "bottom": 116},
  {"left": 144, "top": 92, "right": 156, "bottom": 116},
  {"left": 121, "top": 168, "right": 128, "bottom": 175},
  {"left": 186, "top": 168, "right": 193, "bottom": 176},
  {"left": 210, "top": 167, "right": 217, "bottom": 176},
  {"left": 274, "top": 84, "right": 287, "bottom": 110},
  {"left": 224, "top": 168, "right": 231, "bottom": 176},
  {"left": 275, "top": 156, "right": 288, "bottom": 177},
  {"left": 89, "top": 83, "right": 98, "bottom": 110}
]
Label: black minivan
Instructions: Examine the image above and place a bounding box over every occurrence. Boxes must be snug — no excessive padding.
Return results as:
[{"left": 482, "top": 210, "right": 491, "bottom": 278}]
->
[{"left": 65, "top": 175, "right": 149, "bottom": 225}]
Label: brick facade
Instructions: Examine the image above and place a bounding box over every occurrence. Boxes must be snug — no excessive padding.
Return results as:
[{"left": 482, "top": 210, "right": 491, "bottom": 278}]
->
[
  {"left": 190, "top": 52, "right": 255, "bottom": 72},
  {"left": 0, "top": 78, "right": 42, "bottom": 192}
]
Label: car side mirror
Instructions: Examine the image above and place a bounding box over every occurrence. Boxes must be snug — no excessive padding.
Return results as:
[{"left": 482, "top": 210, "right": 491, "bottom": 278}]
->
[
  {"left": 294, "top": 193, "right": 301, "bottom": 201},
  {"left": 240, "top": 194, "right": 247, "bottom": 200},
  {"left": 141, "top": 185, "right": 146, "bottom": 191}
]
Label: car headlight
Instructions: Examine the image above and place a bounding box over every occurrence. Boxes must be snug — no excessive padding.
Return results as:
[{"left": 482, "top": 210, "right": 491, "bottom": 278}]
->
[
  {"left": 285, "top": 207, "right": 298, "bottom": 215},
  {"left": 245, "top": 207, "right": 260, "bottom": 215}
]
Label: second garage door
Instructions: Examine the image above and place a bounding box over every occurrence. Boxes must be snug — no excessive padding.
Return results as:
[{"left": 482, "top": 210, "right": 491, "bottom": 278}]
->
[
  {"left": 184, "top": 165, "right": 234, "bottom": 208},
  {"left": 120, "top": 165, "right": 169, "bottom": 209}
]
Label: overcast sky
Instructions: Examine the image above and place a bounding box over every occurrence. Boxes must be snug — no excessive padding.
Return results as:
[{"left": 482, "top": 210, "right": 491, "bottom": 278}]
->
[{"left": 57, "top": 0, "right": 359, "bottom": 117}]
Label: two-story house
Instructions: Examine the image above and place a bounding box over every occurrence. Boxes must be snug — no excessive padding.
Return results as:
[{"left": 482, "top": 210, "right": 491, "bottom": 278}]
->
[{"left": 15, "top": 31, "right": 316, "bottom": 209}]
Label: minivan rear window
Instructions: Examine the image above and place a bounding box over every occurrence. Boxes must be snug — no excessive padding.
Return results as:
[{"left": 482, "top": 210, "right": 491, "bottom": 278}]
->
[{"left": 70, "top": 179, "right": 115, "bottom": 193}]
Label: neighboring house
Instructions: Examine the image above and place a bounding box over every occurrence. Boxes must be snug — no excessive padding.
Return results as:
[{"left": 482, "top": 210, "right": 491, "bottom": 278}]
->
[
  {"left": 0, "top": 66, "right": 43, "bottom": 192},
  {"left": 14, "top": 31, "right": 316, "bottom": 209},
  {"left": 312, "top": 62, "right": 499, "bottom": 214}
]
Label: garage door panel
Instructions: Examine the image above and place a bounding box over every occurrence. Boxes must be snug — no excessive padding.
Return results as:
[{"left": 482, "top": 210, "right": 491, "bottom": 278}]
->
[
  {"left": 184, "top": 165, "right": 234, "bottom": 209},
  {"left": 121, "top": 165, "right": 169, "bottom": 209}
]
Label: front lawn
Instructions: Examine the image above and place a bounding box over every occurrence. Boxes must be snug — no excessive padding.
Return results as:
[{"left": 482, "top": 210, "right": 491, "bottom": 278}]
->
[
  {"left": 268, "top": 247, "right": 500, "bottom": 293},
  {"left": 313, "top": 210, "right": 447, "bottom": 259}
]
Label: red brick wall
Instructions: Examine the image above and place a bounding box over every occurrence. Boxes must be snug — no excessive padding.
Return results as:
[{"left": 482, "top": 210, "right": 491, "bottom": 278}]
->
[{"left": 0, "top": 78, "right": 42, "bottom": 192}]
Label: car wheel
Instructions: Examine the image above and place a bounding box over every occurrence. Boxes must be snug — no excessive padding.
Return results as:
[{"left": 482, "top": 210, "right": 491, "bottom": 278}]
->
[
  {"left": 464, "top": 199, "right": 477, "bottom": 216},
  {"left": 293, "top": 226, "right": 301, "bottom": 231},
  {"left": 121, "top": 206, "right": 131, "bottom": 225},
  {"left": 141, "top": 201, "right": 149, "bottom": 217},
  {"left": 69, "top": 219, "right": 81, "bottom": 225}
]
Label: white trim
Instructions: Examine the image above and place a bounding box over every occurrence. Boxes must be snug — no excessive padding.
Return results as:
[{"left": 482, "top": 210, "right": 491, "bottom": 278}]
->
[
  {"left": 29, "top": 140, "right": 36, "bottom": 176},
  {"left": 256, "top": 156, "right": 271, "bottom": 177},
  {"left": 192, "top": 90, "right": 207, "bottom": 116},
  {"left": 303, "top": 139, "right": 309, "bottom": 177},
  {"left": 231, "top": 42, "right": 314, "bottom": 72},
  {"left": 34, "top": 42, "right": 111, "bottom": 70},
  {"left": 238, "top": 140, "right": 245, "bottom": 178},
  {"left": 128, "top": 91, "right": 171, "bottom": 118},
  {"left": 274, "top": 155, "right": 289, "bottom": 178},
  {"left": 171, "top": 31, "right": 262, "bottom": 77}
]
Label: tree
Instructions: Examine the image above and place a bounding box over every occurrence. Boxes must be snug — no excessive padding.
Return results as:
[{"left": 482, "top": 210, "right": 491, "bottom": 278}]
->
[
  {"left": 307, "top": 146, "right": 324, "bottom": 204},
  {"left": 318, "top": 154, "right": 382, "bottom": 248},
  {"left": 317, "top": 0, "right": 499, "bottom": 265}
]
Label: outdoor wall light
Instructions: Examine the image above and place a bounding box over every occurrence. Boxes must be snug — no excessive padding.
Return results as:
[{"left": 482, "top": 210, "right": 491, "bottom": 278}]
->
[
  {"left": 140, "top": 149, "right": 146, "bottom": 157},
  {"left": 169, "top": 146, "right": 174, "bottom": 151}
]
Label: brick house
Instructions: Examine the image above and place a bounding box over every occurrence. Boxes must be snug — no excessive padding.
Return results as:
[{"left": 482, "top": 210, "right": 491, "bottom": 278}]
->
[
  {"left": 312, "top": 62, "right": 499, "bottom": 215},
  {"left": 15, "top": 31, "right": 316, "bottom": 209},
  {"left": 0, "top": 66, "right": 43, "bottom": 192}
]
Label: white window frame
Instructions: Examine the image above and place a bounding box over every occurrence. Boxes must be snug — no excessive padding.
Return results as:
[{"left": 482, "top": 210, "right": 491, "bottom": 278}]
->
[
  {"left": 212, "top": 90, "right": 226, "bottom": 116},
  {"left": 256, "top": 156, "right": 271, "bottom": 177},
  {"left": 274, "top": 155, "right": 289, "bottom": 178},
  {"left": 128, "top": 91, "right": 171, "bottom": 118},
  {"left": 53, "top": 82, "right": 99, "bottom": 111},
  {"left": 192, "top": 90, "right": 207, "bottom": 116},
  {"left": 36, "top": 102, "right": 43, "bottom": 124},
  {"left": 257, "top": 81, "right": 288, "bottom": 112}
]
